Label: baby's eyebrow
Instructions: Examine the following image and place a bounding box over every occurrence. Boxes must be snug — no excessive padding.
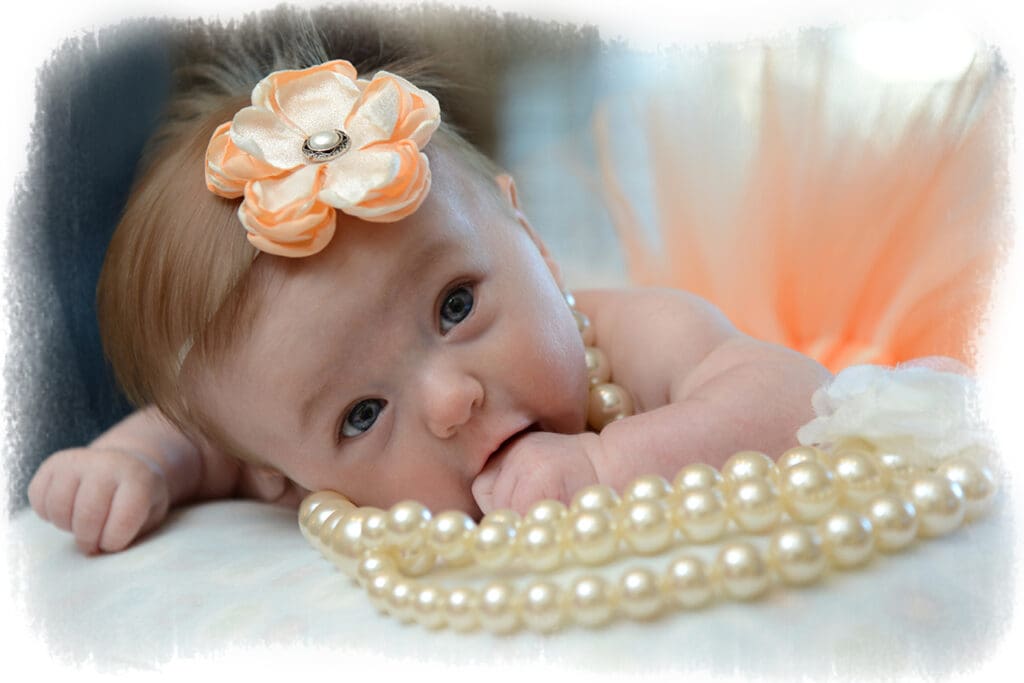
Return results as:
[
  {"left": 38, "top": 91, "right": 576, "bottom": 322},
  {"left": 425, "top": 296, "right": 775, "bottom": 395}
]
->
[{"left": 379, "top": 235, "right": 453, "bottom": 310}]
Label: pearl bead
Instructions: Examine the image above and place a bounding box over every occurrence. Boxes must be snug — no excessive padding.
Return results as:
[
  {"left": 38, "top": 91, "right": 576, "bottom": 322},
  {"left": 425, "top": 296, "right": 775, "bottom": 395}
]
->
[
  {"left": 722, "top": 450, "right": 778, "bottom": 488},
  {"left": 623, "top": 474, "right": 673, "bottom": 502},
  {"left": 671, "top": 487, "right": 728, "bottom": 542},
  {"left": 938, "top": 457, "right": 997, "bottom": 520},
  {"left": 306, "top": 129, "right": 342, "bottom": 151},
  {"left": 865, "top": 494, "right": 919, "bottom": 551},
  {"left": 300, "top": 491, "right": 354, "bottom": 543},
  {"left": 479, "top": 581, "right": 520, "bottom": 633},
  {"left": 472, "top": 516, "right": 518, "bottom": 568},
  {"left": 316, "top": 509, "right": 351, "bottom": 566},
  {"left": 673, "top": 463, "right": 724, "bottom": 492},
  {"left": 566, "top": 509, "right": 619, "bottom": 565},
  {"left": 366, "top": 571, "right": 396, "bottom": 611},
  {"left": 585, "top": 346, "right": 612, "bottom": 386},
  {"left": 835, "top": 437, "right": 876, "bottom": 454},
  {"left": 426, "top": 510, "right": 475, "bottom": 566},
  {"left": 573, "top": 309, "right": 595, "bottom": 345},
  {"left": 356, "top": 551, "right": 395, "bottom": 587},
  {"left": 832, "top": 450, "right": 887, "bottom": 507},
  {"left": 521, "top": 580, "right": 564, "bottom": 632},
  {"left": 620, "top": 500, "right": 674, "bottom": 554},
  {"left": 525, "top": 500, "right": 568, "bottom": 524},
  {"left": 587, "top": 383, "right": 635, "bottom": 431},
  {"left": 727, "top": 478, "right": 782, "bottom": 533},
  {"left": 715, "top": 542, "right": 771, "bottom": 600},
  {"left": 907, "top": 474, "right": 965, "bottom": 537},
  {"left": 618, "top": 567, "right": 663, "bottom": 620},
  {"left": 520, "top": 521, "right": 563, "bottom": 571},
  {"left": 768, "top": 525, "right": 826, "bottom": 585},
  {"left": 566, "top": 575, "right": 616, "bottom": 627},
  {"left": 445, "top": 586, "right": 480, "bottom": 632},
  {"left": 819, "top": 512, "right": 875, "bottom": 568},
  {"left": 386, "top": 578, "right": 419, "bottom": 623},
  {"left": 315, "top": 506, "right": 349, "bottom": 547},
  {"left": 780, "top": 461, "right": 838, "bottom": 522},
  {"left": 298, "top": 493, "right": 328, "bottom": 537},
  {"left": 777, "top": 446, "right": 826, "bottom": 472},
  {"left": 359, "top": 507, "right": 389, "bottom": 549},
  {"left": 386, "top": 500, "right": 431, "bottom": 546},
  {"left": 328, "top": 509, "right": 366, "bottom": 576},
  {"left": 395, "top": 541, "right": 436, "bottom": 576},
  {"left": 876, "top": 450, "right": 924, "bottom": 487},
  {"left": 413, "top": 585, "right": 448, "bottom": 629},
  {"left": 482, "top": 509, "right": 522, "bottom": 528},
  {"left": 662, "top": 555, "right": 713, "bottom": 608},
  {"left": 570, "top": 484, "right": 621, "bottom": 513}
]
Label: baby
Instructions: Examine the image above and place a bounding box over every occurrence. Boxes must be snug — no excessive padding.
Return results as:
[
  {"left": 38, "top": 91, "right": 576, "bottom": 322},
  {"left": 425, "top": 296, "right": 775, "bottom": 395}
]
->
[{"left": 27, "top": 53, "right": 831, "bottom": 555}]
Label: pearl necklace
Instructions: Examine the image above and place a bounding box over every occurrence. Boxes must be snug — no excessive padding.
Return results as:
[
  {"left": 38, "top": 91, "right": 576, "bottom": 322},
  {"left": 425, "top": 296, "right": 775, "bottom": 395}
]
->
[
  {"left": 298, "top": 302, "right": 998, "bottom": 632},
  {"left": 299, "top": 445, "right": 995, "bottom": 633},
  {"left": 565, "top": 289, "right": 635, "bottom": 431}
]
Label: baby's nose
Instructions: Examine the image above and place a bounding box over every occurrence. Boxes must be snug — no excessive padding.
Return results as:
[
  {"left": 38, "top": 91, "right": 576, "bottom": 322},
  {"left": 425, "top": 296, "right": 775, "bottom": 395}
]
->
[{"left": 420, "top": 361, "right": 484, "bottom": 439}]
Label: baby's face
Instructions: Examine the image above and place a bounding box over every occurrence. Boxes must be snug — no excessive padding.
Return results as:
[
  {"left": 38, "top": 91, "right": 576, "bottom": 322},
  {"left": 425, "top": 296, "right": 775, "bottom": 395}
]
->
[{"left": 194, "top": 152, "right": 589, "bottom": 517}]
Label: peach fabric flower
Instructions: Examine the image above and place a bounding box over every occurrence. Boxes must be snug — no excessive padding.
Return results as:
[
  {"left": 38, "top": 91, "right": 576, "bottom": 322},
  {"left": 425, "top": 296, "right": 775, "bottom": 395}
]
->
[{"left": 204, "top": 60, "right": 441, "bottom": 257}]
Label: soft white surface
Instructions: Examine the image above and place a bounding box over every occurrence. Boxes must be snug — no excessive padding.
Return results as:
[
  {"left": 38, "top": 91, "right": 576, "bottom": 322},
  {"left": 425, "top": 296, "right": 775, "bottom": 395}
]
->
[{"left": 8, "top": 493, "right": 1013, "bottom": 678}]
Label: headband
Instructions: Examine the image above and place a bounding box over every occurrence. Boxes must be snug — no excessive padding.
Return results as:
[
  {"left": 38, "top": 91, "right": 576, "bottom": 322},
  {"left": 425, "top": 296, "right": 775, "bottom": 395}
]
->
[{"left": 204, "top": 60, "right": 441, "bottom": 258}]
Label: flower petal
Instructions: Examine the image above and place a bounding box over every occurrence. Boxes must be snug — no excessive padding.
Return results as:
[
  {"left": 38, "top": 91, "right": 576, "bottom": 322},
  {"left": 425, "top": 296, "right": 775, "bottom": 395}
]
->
[
  {"left": 247, "top": 164, "right": 322, "bottom": 214},
  {"left": 274, "top": 69, "right": 363, "bottom": 136},
  {"left": 320, "top": 141, "right": 431, "bottom": 221},
  {"left": 356, "top": 148, "right": 432, "bottom": 222},
  {"left": 239, "top": 165, "right": 337, "bottom": 257},
  {"left": 252, "top": 60, "right": 358, "bottom": 112},
  {"left": 206, "top": 122, "right": 282, "bottom": 197},
  {"left": 345, "top": 72, "right": 439, "bottom": 148},
  {"left": 240, "top": 203, "right": 336, "bottom": 258},
  {"left": 231, "top": 107, "right": 306, "bottom": 170},
  {"left": 319, "top": 147, "right": 404, "bottom": 208}
]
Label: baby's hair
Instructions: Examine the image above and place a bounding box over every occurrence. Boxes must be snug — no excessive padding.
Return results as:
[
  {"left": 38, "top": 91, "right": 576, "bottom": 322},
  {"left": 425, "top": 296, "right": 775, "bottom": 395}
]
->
[{"left": 97, "top": 6, "right": 537, "bottom": 461}]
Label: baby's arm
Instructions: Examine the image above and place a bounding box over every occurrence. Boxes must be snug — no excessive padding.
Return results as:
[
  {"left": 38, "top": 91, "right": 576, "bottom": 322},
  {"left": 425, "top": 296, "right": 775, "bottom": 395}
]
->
[
  {"left": 473, "top": 289, "right": 831, "bottom": 513},
  {"left": 590, "top": 332, "right": 832, "bottom": 490},
  {"left": 28, "top": 406, "right": 305, "bottom": 553}
]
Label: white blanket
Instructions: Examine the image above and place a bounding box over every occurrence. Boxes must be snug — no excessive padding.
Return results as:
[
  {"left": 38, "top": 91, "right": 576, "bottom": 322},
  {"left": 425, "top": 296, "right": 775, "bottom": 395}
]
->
[{"left": 7, "top": 489, "right": 1012, "bottom": 677}]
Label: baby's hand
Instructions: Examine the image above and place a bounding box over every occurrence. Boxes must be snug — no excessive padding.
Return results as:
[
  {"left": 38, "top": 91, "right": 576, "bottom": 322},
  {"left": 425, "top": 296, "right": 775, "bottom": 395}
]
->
[
  {"left": 28, "top": 448, "right": 171, "bottom": 554},
  {"left": 471, "top": 432, "right": 600, "bottom": 515}
]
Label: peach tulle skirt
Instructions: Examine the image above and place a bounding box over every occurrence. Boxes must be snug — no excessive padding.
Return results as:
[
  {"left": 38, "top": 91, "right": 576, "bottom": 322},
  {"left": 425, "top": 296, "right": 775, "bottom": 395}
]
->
[{"left": 585, "top": 40, "right": 1009, "bottom": 372}]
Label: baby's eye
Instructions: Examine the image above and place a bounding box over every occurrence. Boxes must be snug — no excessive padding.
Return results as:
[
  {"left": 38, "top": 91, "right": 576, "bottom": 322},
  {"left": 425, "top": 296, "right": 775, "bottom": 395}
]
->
[
  {"left": 340, "top": 399, "right": 386, "bottom": 438},
  {"left": 439, "top": 285, "right": 474, "bottom": 333}
]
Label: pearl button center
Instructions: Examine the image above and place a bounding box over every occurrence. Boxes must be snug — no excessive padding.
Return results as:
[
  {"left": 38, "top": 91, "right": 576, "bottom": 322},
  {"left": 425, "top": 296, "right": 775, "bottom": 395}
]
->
[{"left": 307, "top": 130, "right": 342, "bottom": 152}]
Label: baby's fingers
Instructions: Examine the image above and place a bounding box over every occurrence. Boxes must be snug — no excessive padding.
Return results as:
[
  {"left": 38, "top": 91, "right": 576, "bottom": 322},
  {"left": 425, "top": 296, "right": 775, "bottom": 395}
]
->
[
  {"left": 27, "top": 465, "right": 54, "bottom": 521},
  {"left": 98, "top": 482, "right": 156, "bottom": 553},
  {"left": 70, "top": 479, "right": 118, "bottom": 555},
  {"left": 471, "top": 454, "right": 506, "bottom": 515},
  {"left": 44, "top": 473, "right": 82, "bottom": 532}
]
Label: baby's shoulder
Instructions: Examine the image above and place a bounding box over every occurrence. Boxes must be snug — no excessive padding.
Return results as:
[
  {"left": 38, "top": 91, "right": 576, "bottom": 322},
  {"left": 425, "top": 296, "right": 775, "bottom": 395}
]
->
[
  {"left": 573, "top": 287, "right": 735, "bottom": 339},
  {"left": 571, "top": 287, "right": 740, "bottom": 399}
]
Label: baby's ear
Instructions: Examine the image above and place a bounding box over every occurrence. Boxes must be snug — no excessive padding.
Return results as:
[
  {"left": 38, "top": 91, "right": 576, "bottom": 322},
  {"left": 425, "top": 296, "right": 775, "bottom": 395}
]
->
[
  {"left": 494, "top": 174, "right": 563, "bottom": 286},
  {"left": 495, "top": 173, "right": 520, "bottom": 209}
]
